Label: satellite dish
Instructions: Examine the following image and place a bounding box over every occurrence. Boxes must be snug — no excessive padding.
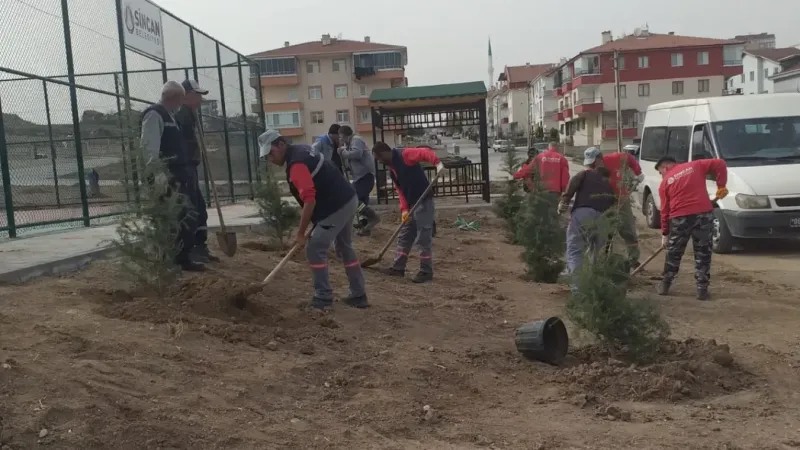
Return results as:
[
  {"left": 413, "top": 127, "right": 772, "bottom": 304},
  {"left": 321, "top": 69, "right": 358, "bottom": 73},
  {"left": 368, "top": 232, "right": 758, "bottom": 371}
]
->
[
  {"left": 336, "top": 32, "right": 343, "bottom": 40},
  {"left": 633, "top": 27, "right": 641, "bottom": 36}
]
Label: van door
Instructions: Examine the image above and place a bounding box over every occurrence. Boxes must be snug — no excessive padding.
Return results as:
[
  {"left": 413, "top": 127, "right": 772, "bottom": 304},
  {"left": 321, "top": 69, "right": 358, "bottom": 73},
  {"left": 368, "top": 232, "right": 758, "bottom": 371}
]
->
[{"left": 690, "top": 123, "right": 721, "bottom": 197}]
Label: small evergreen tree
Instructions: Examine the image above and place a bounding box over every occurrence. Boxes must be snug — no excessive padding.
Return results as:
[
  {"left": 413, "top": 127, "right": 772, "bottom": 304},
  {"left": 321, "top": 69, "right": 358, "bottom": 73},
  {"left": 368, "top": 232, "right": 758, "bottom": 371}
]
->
[
  {"left": 494, "top": 147, "right": 525, "bottom": 241},
  {"left": 534, "top": 125, "right": 545, "bottom": 140},
  {"left": 255, "top": 168, "right": 299, "bottom": 247},
  {"left": 548, "top": 127, "right": 560, "bottom": 142},
  {"left": 111, "top": 159, "right": 194, "bottom": 299},
  {"left": 514, "top": 170, "right": 565, "bottom": 283}
]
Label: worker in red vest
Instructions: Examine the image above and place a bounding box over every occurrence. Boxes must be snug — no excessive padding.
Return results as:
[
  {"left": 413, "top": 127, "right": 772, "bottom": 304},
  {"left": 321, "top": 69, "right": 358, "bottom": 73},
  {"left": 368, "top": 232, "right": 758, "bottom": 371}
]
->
[
  {"left": 655, "top": 156, "right": 728, "bottom": 300},
  {"left": 513, "top": 141, "right": 569, "bottom": 202}
]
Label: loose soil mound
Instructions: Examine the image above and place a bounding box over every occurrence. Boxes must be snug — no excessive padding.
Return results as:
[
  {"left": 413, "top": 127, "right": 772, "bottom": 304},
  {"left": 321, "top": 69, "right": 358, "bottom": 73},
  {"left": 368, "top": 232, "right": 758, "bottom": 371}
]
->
[{"left": 554, "top": 338, "right": 754, "bottom": 402}]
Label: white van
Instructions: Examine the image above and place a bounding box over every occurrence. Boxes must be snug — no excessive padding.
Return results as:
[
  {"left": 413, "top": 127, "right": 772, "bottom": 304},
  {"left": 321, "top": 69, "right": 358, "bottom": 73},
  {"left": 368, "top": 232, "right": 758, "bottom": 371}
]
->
[{"left": 636, "top": 94, "right": 800, "bottom": 254}]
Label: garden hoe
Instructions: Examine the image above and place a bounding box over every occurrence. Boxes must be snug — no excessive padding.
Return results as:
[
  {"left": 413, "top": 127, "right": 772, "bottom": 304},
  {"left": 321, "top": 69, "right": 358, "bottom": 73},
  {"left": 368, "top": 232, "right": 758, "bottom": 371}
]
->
[
  {"left": 361, "top": 164, "right": 447, "bottom": 268},
  {"left": 194, "top": 113, "right": 237, "bottom": 257}
]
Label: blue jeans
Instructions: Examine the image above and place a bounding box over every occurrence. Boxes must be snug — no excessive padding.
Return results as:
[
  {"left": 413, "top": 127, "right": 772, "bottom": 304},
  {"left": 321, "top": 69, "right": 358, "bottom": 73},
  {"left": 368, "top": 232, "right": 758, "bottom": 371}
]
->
[{"left": 565, "top": 207, "right": 607, "bottom": 274}]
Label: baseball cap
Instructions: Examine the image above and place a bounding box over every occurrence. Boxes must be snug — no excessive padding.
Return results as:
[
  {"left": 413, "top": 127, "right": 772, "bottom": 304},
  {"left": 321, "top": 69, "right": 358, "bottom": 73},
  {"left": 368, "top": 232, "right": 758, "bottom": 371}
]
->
[
  {"left": 258, "top": 129, "right": 281, "bottom": 159},
  {"left": 182, "top": 79, "right": 209, "bottom": 95},
  {"left": 583, "top": 147, "right": 602, "bottom": 166}
]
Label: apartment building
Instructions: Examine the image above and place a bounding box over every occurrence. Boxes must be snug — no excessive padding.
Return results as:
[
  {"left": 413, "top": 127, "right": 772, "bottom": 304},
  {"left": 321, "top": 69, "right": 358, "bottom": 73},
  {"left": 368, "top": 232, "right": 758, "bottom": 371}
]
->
[
  {"left": 249, "top": 35, "right": 407, "bottom": 146},
  {"left": 529, "top": 65, "right": 560, "bottom": 133},
  {"left": 773, "top": 56, "right": 800, "bottom": 93},
  {"left": 487, "top": 63, "right": 553, "bottom": 138},
  {"left": 734, "top": 32, "right": 776, "bottom": 50},
  {"left": 487, "top": 86, "right": 508, "bottom": 138},
  {"left": 725, "top": 47, "right": 800, "bottom": 94},
  {"left": 552, "top": 29, "right": 744, "bottom": 148}
]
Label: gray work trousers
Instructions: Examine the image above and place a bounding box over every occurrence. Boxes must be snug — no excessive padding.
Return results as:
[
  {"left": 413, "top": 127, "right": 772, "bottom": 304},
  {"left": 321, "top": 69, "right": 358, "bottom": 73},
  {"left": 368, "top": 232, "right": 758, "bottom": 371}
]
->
[
  {"left": 306, "top": 196, "right": 366, "bottom": 300},
  {"left": 565, "top": 207, "right": 607, "bottom": 274},
  {"left": 392, "top": 196, "right": 435, "bottom": 274}
]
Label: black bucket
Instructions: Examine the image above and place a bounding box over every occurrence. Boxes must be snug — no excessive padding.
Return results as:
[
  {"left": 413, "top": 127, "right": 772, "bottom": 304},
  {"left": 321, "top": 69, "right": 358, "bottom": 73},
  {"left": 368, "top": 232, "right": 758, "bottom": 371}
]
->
[{"left": 514, "top": 317, "right": 569, "bottom": 365}]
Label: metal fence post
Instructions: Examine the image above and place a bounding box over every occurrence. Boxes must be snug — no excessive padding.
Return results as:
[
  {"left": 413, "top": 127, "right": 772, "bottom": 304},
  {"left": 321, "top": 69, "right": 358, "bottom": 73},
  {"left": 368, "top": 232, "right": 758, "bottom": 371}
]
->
[
  {"left": 237, "top": 55, "right": 254, "bottom": 198},
  {"left": 216, "top": 42, "right": 234, "bottom": 202},
  {"left": 61, "top": 0, "right": 91, "bottom": 226},
  {"left": 254, "top": 62, "right": 265, "bottom": 183},
  {"left": 115, "top": 0, "right": 139, "bottom": 205},
  {"left": 161, "top": 61, "right": 168, "bottom": 83},
  {"left": 190, "top": 28, "right": 211, "bottom": 206},
  {"left": 42, "top": 80, "right": 61, "bottom": 207},
  {"left": 0, "top": 96, "right": 16, "bottom": 237},
  {"left": 113, "top": 73, "right": 131, "bottom": 203}
]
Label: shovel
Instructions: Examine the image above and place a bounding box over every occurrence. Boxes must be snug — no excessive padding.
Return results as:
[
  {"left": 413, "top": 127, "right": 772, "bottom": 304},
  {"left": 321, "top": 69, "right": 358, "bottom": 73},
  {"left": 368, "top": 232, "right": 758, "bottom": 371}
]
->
[
  {"left": 194, "top": 113, "right": 237, "bottom": 257},
  {"left": 361, "top": 164, "right": 447, "bottom": 268}
]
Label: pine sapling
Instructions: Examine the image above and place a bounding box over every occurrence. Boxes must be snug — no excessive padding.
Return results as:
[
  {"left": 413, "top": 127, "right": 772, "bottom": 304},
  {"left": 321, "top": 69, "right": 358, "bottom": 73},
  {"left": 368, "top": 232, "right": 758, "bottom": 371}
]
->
[
  {"left": 514, "top": 169, "right": 565, "bottom": 283},
  {"left": 494, "top": 147, "right": 525, "bottom": 241},
  {"left": 255, "top": 167, "right": 299, "bottom": 247},
  {"left": 111, "top": 159, "right": 195, "bottom": 299}
]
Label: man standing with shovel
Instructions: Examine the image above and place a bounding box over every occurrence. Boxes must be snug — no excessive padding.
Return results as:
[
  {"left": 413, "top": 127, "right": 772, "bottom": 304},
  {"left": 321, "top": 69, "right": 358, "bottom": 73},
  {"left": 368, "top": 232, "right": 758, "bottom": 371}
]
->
[
  {"left": 259, "top": 130, "right": 368, "bottom": 310},
  {"left": 338, "top": 125, "right": 380, "bottom": 236},
  {"left": 371, "top": 143, "right": 442, "bottom": 283},
  {"left": 174, "top": 79, "right": 220, "bottom": 264}
]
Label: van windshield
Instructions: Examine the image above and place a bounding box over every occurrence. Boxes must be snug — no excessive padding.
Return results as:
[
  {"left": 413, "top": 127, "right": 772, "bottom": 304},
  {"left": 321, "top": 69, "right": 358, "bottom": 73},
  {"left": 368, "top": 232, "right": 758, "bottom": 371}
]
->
[{"left": 712, "top": 116, "right": 800, "bottom": 166}]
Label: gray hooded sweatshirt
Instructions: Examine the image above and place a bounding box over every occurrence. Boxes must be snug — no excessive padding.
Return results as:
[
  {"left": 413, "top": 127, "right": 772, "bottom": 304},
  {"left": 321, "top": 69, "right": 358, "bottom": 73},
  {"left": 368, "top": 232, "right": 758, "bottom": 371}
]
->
[{"left": 340, "top": 135, "right": 376, "bottom": 181}]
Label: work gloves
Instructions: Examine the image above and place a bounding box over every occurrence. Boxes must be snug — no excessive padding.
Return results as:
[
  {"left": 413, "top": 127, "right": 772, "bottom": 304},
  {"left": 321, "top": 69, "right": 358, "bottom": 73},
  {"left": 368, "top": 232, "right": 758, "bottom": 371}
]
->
[
  {"left": 557, "top": 202, "right": 568, "bottom": 215},
  {"left": 661, "top": 235, "right": 669, "bottom": 249},
  {"left": 715, "top": 187, "right": 729, "bottom": 200},
  {"left": 631, "top": 173, "right": 645, "bottom": 191},
  {"left": 401, "top": 210, "right": 412, "bottom": 224}
]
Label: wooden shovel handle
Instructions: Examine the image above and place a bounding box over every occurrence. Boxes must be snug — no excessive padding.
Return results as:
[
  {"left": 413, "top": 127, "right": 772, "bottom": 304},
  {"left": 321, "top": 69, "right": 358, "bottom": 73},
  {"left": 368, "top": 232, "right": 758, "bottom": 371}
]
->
[
  {"left": 262, "top": 225, "right": 316, "bottom": 284},
  {"left": 193, "top": 112, "right": 226, "bottom": 232}
]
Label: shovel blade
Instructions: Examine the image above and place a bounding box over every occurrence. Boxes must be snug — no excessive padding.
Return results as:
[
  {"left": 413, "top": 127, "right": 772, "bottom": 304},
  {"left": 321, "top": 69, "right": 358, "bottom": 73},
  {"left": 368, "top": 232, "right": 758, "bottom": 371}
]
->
[
  {"left": 360, "top": 256, "right": 380, "bottom": 268},
  {"left": 216, "top": 231, "right": 238, "bottom": 257}
]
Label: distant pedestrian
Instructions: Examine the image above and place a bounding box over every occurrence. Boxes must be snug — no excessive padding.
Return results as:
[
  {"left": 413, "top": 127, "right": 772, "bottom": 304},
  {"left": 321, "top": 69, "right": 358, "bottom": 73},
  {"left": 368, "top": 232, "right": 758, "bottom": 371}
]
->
[
  {"left": 655, "top": 156, "right": 728, "bottom": 300},
  {"left": 311, "top": 124, "right": 345, "bottom": 175},
  {"left": 337, "top": 125, "right": 380, "bottom": 235}
]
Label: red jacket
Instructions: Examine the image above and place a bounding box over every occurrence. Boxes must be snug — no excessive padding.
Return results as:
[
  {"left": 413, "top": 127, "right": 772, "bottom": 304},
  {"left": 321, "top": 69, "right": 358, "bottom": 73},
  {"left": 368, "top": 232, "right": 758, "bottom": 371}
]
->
[
  {"left": 513, "top": 150, "right": 569, "bottom": 193},
  {"left": 658, "top": 159, "right": 728, "bottom": 235},
  {"left": 392, "top": 147, "right": 441, "bottom": 211},
  {"left": 603, "top": 152, "right": 642, "bottom": 196}
]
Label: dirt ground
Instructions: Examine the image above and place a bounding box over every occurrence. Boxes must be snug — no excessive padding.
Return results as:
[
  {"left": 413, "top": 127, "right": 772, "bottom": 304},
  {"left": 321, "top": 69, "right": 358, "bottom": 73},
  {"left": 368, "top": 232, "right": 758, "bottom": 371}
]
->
[{"left": 2, "top": 207, "right": 800, "bottom": 449}]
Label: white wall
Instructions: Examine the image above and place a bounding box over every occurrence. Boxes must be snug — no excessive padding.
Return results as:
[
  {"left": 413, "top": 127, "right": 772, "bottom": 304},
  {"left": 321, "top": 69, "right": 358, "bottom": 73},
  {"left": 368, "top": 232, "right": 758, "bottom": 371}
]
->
[
  {"left": 730, "top": 54, "right": 782, "bottom": 94},
  {"left": 775, "top": 75, "right": 800, "bottom": 93}
]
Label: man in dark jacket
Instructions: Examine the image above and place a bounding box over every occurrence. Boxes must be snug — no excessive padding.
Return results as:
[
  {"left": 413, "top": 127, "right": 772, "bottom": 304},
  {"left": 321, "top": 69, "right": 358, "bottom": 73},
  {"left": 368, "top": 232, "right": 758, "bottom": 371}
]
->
[
  {"left": 174, "top": 79, "right": 219, "bottom": 263},
  {"left": 311, "top": 124, "right": 345, "bottom": 175},
  {"left": 259, "top": 129, "right": 368, "bottom": 310},
  {"left": 139, "top": 81, "right": 203, "bottom": 272}
]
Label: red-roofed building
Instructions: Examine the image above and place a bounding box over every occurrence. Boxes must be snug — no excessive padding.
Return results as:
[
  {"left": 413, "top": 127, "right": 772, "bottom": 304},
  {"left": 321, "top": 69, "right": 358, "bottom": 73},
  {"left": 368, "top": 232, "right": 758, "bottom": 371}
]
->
[
  {"left": 726, "top": 47, "right": 800, "bottom": 95},
  {"left": 551, "top": 29, "right": 745, "bottom": 148},
  {"left": 488, "top": 63, "right": 555, "bottom": 138},
  {"left": 248, "top": 35, "right": 407, "bottom": 145}
]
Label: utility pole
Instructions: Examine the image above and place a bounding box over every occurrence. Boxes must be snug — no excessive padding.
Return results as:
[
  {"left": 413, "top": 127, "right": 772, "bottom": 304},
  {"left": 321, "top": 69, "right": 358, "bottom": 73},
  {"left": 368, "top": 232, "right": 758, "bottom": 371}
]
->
[
  {"left": 526, "top": 82, "right": 533, "bottom": 148},
  {"left": 613, "top": 50, "right": 623, "bottom": 152}
]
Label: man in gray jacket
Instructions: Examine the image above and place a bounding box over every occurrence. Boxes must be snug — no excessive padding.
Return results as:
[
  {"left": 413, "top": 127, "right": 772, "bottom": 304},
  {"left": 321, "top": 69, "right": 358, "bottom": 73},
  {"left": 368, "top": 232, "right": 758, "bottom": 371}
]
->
[{"left": 338, "top": 125, "right": 380, "bottom": 235}]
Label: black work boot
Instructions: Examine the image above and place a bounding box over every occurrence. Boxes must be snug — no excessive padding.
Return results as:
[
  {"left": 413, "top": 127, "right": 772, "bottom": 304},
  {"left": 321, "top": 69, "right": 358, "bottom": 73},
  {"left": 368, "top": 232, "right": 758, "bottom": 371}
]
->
[
  {"left": 342, "top": 294, "right": 370, "bottom": 309},
  {"left": 178, "top": 260, "right": 206, "bottom": 272},
  {"left": 696, "top": 287, "right": 711, "bottom": 301},
  {"left": 380, "top": 267, "right": 405, "bottom": 277},
  {"left": 192, "top": 245, "right": 220, "bottom": 263},
  {"left": 412, "top": 271, "right": 433, "bottom": 284},
  {"left": 311, "top": 297, "right": 333, "bottom": 310},
  {"left": 657, "top": 278, "right": 672, "bottom": 296}
]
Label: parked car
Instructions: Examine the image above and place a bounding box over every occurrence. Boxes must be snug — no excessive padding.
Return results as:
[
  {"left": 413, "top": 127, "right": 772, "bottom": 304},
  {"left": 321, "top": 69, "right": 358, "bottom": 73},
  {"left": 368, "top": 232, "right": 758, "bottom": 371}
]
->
[
  {"left": 623, "top": 144, "right": 639, "bottom": 157},
  {"left": 452, "top": 133, "right": 462, "bottom": 139},
  {"left": 529, "top": 142, "right": 550, "bottom": 155},
  {"left": 492, "top": 139, "right": 512, "bottom": 152}
]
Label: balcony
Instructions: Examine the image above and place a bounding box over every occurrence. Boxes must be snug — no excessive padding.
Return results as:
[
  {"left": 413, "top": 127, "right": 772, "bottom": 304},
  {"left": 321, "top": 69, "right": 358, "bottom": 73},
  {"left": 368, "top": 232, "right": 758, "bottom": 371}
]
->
[
  {"left": 554, "top": 86, "right": 564, "bottom": 97},
  {"left": 353, "top": 97, "right": 370, "bottom": 107},
  {"left": 573, "top": 97, "right": 604, "bottom": 115},
  {"left": 572, "top": 68, "right": 602, "bottom": 87},
  {"left": 601, "top": 127, "right": 639, "bottom": 140},
  {"left": 252, "top": 74, "right": 300, "bottom": 87},
  {"left": 563, "top": 108, "right": 573, "bottom": 119},
  {"left": 553, "top": 111, "right": 564, "bottom": 122},
  {"left": 262, "top": 101, "right": 302, "bottom": 112},
  {"left": 564, "top": 78, "right": 573, "bottom": 91},
  {"left": 722, "top": 88, "right": 743, "bottom": 96}
]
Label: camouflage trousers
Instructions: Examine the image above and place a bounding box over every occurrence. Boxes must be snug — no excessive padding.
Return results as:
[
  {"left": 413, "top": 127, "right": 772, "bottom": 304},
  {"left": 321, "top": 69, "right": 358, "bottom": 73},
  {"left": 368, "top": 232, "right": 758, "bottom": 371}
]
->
[{"left": 662, "top": 212, "right": 714, "bottom": 289}]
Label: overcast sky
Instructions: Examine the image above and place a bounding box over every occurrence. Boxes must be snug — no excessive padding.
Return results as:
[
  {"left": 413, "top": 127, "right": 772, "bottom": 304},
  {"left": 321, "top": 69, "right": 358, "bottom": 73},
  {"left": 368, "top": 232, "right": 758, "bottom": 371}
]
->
[{"left": 155, "top": 0, "right": 800, "bottom": 87}]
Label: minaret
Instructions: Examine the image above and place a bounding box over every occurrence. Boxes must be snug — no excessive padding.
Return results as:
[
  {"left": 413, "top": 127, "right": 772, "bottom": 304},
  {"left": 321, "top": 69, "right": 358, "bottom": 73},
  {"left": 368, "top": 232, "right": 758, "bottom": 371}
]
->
[{"left": 488, "top": 37, "right": 494, "bottom": 88}]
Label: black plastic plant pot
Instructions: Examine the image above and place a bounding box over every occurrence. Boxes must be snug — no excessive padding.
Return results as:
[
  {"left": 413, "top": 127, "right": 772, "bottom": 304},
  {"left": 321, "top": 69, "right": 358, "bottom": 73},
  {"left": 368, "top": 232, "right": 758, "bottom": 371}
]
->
[{"left": 514, "top": 317, "right": 569, "bottom": 365}]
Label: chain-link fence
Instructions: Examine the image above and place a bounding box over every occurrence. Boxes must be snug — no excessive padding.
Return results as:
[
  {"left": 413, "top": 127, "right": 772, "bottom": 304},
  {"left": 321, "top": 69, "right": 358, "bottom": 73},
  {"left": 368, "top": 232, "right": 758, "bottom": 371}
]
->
[{"left": 0, "top": 0, "right": 265, "bottom": 238}]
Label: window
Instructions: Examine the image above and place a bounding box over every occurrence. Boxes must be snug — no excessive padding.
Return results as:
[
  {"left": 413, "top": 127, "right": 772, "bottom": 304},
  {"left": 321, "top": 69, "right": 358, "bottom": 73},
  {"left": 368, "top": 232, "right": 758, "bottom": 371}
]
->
[
  {"left": 310, "top": 111, "right": 324, "bottom": 124},
  {"left": 638, "top": 56, "right": 649, "bottom": 68},
  {"left": 713, "top": 116, "right": 800, "bottom": 164},
  {"left": 671, "top": 53, "right": 684, "bottom": 67},
  {"left": 617, "top": 56, "right": 625, "bottom": 70},
  {"left": 666, "top": 127, "right": 690, "bottom": 162},
  {"left": 764, "top": 68, "right": 769, "bottom": 79},
  {"left": 334, "top": 84, "right": 348, "bottom": 99},
  {"left": 638, "top": 83, "right": 650, "bottom": 97},
  {"left": 672, "top": 81, "right": 684, "bottom": 95},
  {"left": 358, "top": 84, "right": 368, "bottom": 97},
  {"left": 353, "top": 52, "right": 403, "bottom": 70},
  {"left": 332, "top": 59, "right": 346, "bottom": 72},
  {"left": 336, "top": 109, "right": 350, "bottom": 123},
  {"left": 358, "top": 108, "right": 371, "bottom": 123},
  {"left": 697, "top": 51, "right": 709, "bottom": 65},
  {"left": 749, "top": 71, "right": 754, "bottom": 81},
  {"left": 740, "top": 73, "right": 745, "bottom": 83},
  {"left": 306, "top": 60, "right": 319, "bottom": 74},
  {"left": 308, "top": 86, "right": 322, "bottom": 100},
  {"left": 698, "top": 79, "right": 710, "bottom": 93},
  {"left": 614, "top": 84, "right": 627, "bottom": 98},
  {"left": 773, "top": 67, "right": 779, "bottom": 75},
  {"left": 251, "top": 58, "right": 297, "bottom": 77},
  {"left": 641, "top": 126, "right": 667, "bottom": 161},
  {"left": 691, "top": 124, "right": 715, "bottom": 160},
  {"left": 287, "top": 89, "right": 297, "bottom": 101},
  {"left": 266, "top": 111, "right": 301, "bottom": 129}
]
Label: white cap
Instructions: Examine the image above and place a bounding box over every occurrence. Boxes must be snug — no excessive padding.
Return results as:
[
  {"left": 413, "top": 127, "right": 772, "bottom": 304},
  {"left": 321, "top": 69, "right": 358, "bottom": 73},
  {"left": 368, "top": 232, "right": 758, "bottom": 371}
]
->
[
  {"left": 258, "top": 129, "right": 281, "bottom": 159},
  {"left": 181, "top": 79, "right": 209, "bottom": 95}
]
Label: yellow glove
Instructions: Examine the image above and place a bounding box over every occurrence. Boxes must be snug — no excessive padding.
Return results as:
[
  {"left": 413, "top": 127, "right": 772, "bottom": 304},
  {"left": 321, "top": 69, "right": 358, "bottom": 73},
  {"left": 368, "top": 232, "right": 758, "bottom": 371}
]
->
[
  {"left": 401, "top": 210, "right": 411, "bottom": 224},
  {"left": 715, "top": 187, "right": 729, "bottom": 200}
]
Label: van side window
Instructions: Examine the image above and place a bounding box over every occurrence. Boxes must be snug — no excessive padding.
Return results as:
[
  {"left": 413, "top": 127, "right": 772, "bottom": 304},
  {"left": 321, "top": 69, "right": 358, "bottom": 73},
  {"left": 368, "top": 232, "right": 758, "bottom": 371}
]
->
[
  {"left": 666, "top": 127, "right": 690, "bottom": 162},
  {"left": 640, "top": 126, "right": 667, "bottom": 161},
  {"left": 691, "top": 125, "right": 715, "bottom": 160}
]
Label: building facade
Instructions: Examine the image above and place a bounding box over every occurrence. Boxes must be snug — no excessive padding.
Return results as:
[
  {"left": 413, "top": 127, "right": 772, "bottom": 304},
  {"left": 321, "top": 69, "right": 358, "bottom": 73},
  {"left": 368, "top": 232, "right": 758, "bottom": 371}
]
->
[
  {"left": 726, "top": 48, "right": 800, "bottom": 94},
  {"left": 551, "top": 29, "right": 744, "bottom": 148},
  {"left": 489, "top": 63, "right": 553, "bottom": 138},
  {"left": 734, "top": 32, "right": 777, "bottom": 50},
  {"left": 772, "top": 56, "right": 800, "bottom": 93},
  {"left": 249, "top": 35, "right": 407, "bottom": 146},
  {"left": 529, "top": 66, "right": 559, "bottom": 133}
]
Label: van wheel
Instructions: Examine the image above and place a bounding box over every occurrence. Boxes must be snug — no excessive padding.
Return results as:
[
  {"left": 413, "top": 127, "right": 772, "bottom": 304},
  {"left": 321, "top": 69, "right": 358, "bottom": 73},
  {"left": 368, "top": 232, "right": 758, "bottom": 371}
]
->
[
  {"left": 711, "top": 210, "right": 735, "bottom": 254},
  {"left": 643, "top": 193, "right": 661, "bottom": 229}
]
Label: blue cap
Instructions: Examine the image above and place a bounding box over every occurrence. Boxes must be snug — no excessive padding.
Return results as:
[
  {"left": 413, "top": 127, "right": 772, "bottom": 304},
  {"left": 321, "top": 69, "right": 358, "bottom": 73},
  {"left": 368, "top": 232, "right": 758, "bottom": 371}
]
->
[{"left": 583, "top": 147, "right": 602, "bottom": 166}]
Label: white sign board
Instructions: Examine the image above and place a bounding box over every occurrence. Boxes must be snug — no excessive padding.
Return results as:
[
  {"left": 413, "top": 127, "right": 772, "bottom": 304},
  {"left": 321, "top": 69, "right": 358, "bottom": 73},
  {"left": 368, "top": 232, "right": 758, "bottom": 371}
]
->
[{"left": 121, "top": 0, "right": 165, "bottom": 62}]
